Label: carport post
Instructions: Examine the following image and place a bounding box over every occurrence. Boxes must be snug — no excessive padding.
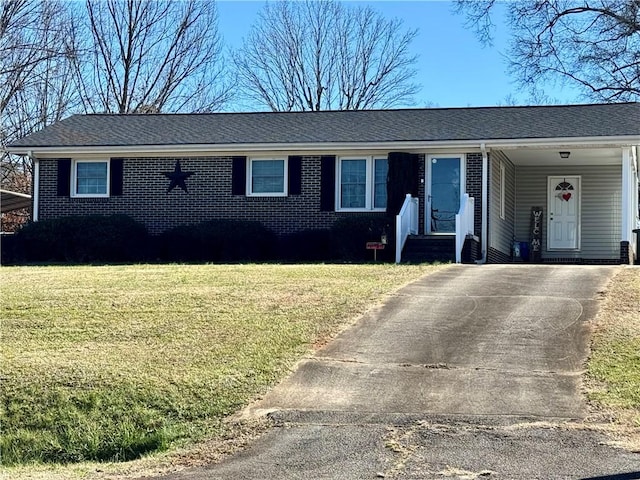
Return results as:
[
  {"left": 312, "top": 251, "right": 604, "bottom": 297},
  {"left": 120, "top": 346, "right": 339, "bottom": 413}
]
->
[
  {"left": 479, "top": 143, "right": 489, "bottom": 263},
  {"left": 621, "top": 147, "right": 633, "bottom": 245}
]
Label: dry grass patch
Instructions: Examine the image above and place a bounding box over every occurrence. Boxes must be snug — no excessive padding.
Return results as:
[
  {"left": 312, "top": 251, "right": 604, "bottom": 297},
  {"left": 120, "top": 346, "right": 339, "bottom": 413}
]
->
[
  {"left": 1, "top": 263, "right": 441, "bottom": 476},
  {"left": 586, "top": 266, "right": 640, "bottom": 450}
]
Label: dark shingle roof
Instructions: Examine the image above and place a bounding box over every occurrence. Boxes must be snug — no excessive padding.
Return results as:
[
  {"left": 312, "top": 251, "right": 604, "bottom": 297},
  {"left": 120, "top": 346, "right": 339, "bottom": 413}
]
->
[{"left": 8, "top": 103, "right": 640, "bottom": 149}]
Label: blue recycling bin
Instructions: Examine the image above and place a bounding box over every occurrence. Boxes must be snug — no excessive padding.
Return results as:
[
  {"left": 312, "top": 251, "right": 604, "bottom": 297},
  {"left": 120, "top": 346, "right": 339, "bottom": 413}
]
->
[{"left": 520, "top": 242, "right": 529, "bottom": 262}]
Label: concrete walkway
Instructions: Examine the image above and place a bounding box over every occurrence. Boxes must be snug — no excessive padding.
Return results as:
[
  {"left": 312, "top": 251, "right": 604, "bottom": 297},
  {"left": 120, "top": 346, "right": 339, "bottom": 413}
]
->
[{"left": 158, "top": 265, "right": 640, "bottom": 480}]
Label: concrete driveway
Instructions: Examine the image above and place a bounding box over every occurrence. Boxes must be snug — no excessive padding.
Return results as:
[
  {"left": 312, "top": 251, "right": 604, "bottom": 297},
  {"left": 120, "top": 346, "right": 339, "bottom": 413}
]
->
[{"left": 157, "top": 265, "right": 640, "bottom": 479}]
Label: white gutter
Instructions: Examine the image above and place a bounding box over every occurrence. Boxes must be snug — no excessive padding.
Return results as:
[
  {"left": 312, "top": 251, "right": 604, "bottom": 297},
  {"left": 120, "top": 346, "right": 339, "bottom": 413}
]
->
[
  {"left": 479, "top": 143, "right": 489, "bottom": 264},
  {"left": 30, "top": 151, "right": 39, "bottom": 222}
]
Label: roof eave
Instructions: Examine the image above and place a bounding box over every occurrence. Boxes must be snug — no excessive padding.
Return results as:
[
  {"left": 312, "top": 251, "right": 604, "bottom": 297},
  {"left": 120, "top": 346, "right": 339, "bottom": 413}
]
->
[{"left": 7, "top": 135, "right": 640, "bottom": 158}]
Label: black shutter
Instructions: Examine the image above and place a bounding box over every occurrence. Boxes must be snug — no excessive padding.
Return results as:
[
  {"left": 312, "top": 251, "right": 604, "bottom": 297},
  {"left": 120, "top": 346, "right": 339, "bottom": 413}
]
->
[
  {"left": 320, "top": 155, "right": 336, "bottom": 211},
  {"left": 57, "top": 159, "right": 71, "bottom": 197},
  {"left": 288, "top": 156, "right": 302, "bottom": 195},
  {"left": 231, "top": 156, "right": 247, "bottom": 195},
  {"left": 110, "top": 158, "right": 124, "bottom": 196},
  {"left": 409, "top": 154, "right": 420, "bottom": 197},
  {"left": 386, "top": 152, "right": 420, "bottom": 216}
]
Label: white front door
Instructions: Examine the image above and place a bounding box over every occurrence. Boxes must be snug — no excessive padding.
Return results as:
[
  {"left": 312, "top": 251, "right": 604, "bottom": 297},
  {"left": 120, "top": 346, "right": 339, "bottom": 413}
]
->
[
  {"left": 426, "top": 155, "right": 464, "bottom": 234},
  {"left": 547, "top": 176, "right": 581, "bottom": 250}
]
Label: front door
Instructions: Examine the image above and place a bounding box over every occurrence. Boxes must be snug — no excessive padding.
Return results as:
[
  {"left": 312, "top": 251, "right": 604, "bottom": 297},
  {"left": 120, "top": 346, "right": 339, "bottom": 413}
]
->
[
  {"left": 547, "top": 176, "right": 581, "bottom": 250},
  {"left": 426, "top": 155, "right": 463, "bottom": 234}
]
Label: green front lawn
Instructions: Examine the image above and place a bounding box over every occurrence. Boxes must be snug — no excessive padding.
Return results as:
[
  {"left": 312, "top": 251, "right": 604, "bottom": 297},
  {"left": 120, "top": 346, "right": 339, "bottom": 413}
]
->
[
  {"left": 586, "top": 267, "right": 640, "bottom": 428},
  {"left": 0, "top": 263, "right": 438, "bottom": 466}
]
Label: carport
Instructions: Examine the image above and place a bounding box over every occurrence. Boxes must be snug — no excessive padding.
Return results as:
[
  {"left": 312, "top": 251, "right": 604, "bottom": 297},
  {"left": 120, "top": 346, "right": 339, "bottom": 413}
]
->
[{"left": 1, "top": 189, "right": 31, "bottom": 213}]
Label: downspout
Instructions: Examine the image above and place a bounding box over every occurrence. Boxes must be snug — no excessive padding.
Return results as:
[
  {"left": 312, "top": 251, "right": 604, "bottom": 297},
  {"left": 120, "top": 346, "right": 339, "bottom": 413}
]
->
[
  {"left": 30, "top": 151, "right": 39, "bottom": 222},
  {"left": 478, "top": 143, "right": 489, "bottom": 264}
]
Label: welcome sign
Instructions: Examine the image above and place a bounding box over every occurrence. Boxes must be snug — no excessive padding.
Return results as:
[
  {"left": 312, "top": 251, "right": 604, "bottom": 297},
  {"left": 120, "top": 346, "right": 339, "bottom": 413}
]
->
[{"left": 530, "top": 207, "right": 543, "bottom": 263}]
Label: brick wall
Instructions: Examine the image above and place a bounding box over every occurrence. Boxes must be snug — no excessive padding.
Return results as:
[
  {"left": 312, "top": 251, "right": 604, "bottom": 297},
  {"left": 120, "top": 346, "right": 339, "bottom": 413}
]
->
[
  {"left": 462, "top": 237, "right": 481, "bottom": 263},
  {"left": 620, "top": 241, "right": 632, "bottom": 265},
  {"left": 38, "top": 156, "right": 365, "bottom": 235},
  {"left": 39, "top": 153, "right": 486, "bottom": 238},
  {"left": 465, "top": 153, "right": 483, "bottom": 241},
  {"left": 417, "top": 154, "right": 426, "bottom": 233}
]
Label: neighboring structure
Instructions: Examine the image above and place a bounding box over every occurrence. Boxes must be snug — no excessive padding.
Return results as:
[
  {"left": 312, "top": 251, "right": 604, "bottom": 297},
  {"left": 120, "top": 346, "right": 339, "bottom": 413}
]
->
[
  {"left": 1, "top": 189, "right": 31, "bottom": 214},
  {"left": 1, "top": 189, "right": 32, "bottom": 233},
  {"left": 6, "top": 103, "right": 640, "bottom": 264}
]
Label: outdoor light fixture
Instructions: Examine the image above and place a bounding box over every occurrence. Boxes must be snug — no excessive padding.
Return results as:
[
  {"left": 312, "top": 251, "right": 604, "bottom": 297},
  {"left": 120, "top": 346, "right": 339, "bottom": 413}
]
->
[{"left": 559, "top": 151, "right": 571, "bottom": 159}]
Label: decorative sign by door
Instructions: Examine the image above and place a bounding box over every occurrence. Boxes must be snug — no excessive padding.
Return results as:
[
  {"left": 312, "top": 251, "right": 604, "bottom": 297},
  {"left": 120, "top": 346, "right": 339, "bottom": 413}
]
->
[{"left": 530, "top": 206, "right": 543, "bottom": 263}]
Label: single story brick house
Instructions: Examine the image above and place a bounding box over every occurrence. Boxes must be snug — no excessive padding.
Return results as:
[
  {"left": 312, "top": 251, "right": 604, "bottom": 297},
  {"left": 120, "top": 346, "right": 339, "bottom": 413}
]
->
[{"left": 7, "top": 103, "right": 640, "bottom": 264}]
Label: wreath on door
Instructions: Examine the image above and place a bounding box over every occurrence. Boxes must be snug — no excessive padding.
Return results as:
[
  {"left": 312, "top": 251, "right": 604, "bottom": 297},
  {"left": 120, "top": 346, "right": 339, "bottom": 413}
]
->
[{"left": 555, "top": 180, "right": 574, "bottom": 202}]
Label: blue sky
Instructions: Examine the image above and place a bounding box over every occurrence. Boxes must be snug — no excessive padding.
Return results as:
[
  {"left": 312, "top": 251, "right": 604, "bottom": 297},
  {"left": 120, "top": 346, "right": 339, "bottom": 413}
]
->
[{"left": 217, "top": 0, "right": 583, "bottom": 110}]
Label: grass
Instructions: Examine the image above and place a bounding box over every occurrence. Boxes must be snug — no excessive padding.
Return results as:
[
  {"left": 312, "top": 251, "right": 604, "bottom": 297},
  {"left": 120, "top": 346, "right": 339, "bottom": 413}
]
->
[
  {"left": 586, "top": 267, "right": 640, "bottom": 442},
  {"left": 0, "top": 263, "right": 440, "bottom": 469},
  {"left": 4, "top": 262, "right": 638, "bottom": 477}
]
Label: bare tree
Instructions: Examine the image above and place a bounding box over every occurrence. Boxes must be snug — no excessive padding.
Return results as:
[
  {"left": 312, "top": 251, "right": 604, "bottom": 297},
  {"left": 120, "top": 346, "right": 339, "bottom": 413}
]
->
[
  {"left": 76, "top": 0, "right": 232, "bottom": 114},
  {"left": 3, "top": 3, "right": 80, "bottom": 136},
  {"left": 1, "top": 0, "right": 77, "bottom": 143},
  {"left": 1, "top": 0, "right": 80, "bottom": 230},
  {"left": 1, "top": 0, "right": 78, "bottom": 187},
  {"left": 455, "top": 0, "right": 640, "bottom": 102},
  {"left": 232, "top": 0, "right": 419, "bottom": 111}
]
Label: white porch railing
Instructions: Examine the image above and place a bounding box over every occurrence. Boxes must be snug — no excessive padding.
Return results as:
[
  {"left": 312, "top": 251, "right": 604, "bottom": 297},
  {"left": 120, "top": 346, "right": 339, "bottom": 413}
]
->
[
  {"left": 455, "top": 194, "right": 475, "bottom": 263},
  {"left": 395, "top": 194, "right": 419, "bottom": 263}
]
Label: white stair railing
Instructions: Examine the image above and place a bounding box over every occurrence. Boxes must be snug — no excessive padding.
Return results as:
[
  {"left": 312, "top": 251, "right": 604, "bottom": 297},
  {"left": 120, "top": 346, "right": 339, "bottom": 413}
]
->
[
  {"left": 395, "top": 194, "right": 419, "bottom": 263},
  {"left": 455, "top": 194, "right": 475, "bottom": 263}
]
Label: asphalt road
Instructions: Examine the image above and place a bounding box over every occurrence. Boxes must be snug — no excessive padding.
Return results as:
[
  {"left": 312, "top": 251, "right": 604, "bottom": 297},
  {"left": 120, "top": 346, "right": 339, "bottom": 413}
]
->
[{"left": 155, "top": 265, "right": 640, "bottom": 480}]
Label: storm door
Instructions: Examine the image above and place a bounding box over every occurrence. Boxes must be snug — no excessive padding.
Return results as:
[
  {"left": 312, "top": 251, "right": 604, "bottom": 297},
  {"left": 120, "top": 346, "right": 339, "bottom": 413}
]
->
[{"left": 426, "top": 155, "right": 463, "bottom": 234}]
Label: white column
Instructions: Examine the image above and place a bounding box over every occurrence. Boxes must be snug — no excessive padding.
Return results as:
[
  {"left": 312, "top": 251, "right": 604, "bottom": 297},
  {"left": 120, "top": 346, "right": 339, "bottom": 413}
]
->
[
  {"left": 621, "top": 147, "right": 632, "bottom": 243},
  {"left": 632, "top": 146, "right": 639, "bottom": 259},
  {"left": 633, "top": 146, "right": 639, "bottom": 229},
  {"left": 31, "top": 153, "right": 39, "bottom": 222},
  {"left": 480, "top": 143, "right": 488, "bottom": 263}
]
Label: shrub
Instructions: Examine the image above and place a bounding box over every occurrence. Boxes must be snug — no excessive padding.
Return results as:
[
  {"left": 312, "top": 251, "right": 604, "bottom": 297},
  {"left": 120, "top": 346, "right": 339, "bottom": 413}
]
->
[
  {"left": 0, "top": 233, "right": 19, "bottom": 265},
  {"left": 278, "top": 229, "right": 332, "bottom": 262},
  {"left": 10, "top": 215, "right": 149, "bottom": 263},
  {"left": 330, "top": 215, "right": 395, "bottom": 262},
  {"left": 157, "top": 220, "right": 276, "bottom": 262}
]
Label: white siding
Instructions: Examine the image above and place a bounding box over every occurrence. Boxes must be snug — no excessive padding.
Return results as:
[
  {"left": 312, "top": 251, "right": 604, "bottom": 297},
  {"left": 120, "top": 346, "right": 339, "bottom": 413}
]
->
[
  {"left": 515, "top": 165, "right": 622, "bottom": 260},
  {"left": 489, "top": 151, "right": 516, "bottom": 256}
]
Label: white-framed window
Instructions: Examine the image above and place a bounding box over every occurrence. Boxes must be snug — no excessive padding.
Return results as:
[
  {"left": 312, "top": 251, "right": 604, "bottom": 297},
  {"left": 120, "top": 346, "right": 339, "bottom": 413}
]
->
[
  {"left": 499, "top": 161, "right": 506, "bottom": 220},
  {"left": 247, "top": 158, "right": 287, "bottom": 196},
  {"left": 337, "top": 156, "right": 388, "bottom": 211},
  {"left": 72, "top": 159, "right": 109, "bottom": 197}
]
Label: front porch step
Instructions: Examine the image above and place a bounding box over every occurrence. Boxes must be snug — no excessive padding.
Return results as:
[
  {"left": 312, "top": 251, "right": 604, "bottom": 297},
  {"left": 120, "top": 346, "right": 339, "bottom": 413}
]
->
[{"left": 401, "top": 235, "right": 455, "bottom": 263}]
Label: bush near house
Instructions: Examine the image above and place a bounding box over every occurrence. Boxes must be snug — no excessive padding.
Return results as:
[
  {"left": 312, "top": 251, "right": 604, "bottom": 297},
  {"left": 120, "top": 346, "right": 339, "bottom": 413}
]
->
[
  {"left": 157, "top": 219, "right": 277, "bottom": 262},
  {"left": 3, "top": 214, "right": 400, "bottom": 264},
  {"left": 157, "top": 216, "right": 397, "bottom": 263},
  {"left": 330, "top": 215, "right": 396, "bottom": 262},
  {"left": 6, "top": 215, "right": 148, "bottom": 264},
  {"left": 278, "top": 229, "right": 333, "bottom": 262}
]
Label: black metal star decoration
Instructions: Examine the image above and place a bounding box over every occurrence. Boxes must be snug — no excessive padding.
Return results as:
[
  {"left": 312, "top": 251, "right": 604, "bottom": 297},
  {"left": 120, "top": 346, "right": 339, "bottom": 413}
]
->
[{"left": 163, "top": 160, "right": 195, "bottom": 193}]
